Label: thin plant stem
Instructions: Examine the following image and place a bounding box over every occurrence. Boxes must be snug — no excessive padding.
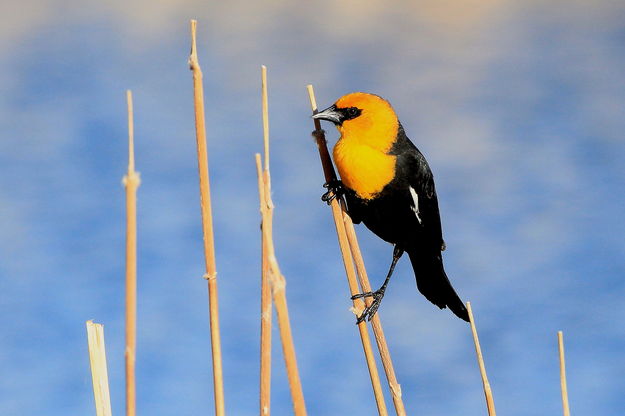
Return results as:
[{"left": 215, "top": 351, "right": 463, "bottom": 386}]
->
[
  {"left": 259, "top": 65, "right": 273, "bottom": 416},
  {"left": 188, "top": 19, "right": 225, "bottom": 416},
  {"left": 467, "top": 302, "right": 496, "bottom": 416},
  {"left": 558, "top": 331, "right": 571, "bottom": 416},
  {"left": 123, "top": 90, "right": 140, "bottom": 416},
  {"left": 255, "top": 154, "right": 307, "bottom": 416},
  {"left": 86, "top": 321, "right": 113, "bottom": 416},
  {"left": 341, "top": 209, "right": 405, "bottom": 414}
]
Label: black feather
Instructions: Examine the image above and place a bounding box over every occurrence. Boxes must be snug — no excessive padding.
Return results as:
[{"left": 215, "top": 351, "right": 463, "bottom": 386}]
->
[{"left": 407, "top": 250, "right": 469, "bottom": 322}]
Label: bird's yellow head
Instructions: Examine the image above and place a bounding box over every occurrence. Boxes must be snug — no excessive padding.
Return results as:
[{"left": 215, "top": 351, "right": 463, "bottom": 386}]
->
[{"left": 313, "top": 92, "right": 399, "bottom": 152}]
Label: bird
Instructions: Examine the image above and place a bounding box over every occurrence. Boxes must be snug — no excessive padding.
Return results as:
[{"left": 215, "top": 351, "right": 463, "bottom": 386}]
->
[{"left": 312, "top": 92, "right": 469, "bottom": 323}]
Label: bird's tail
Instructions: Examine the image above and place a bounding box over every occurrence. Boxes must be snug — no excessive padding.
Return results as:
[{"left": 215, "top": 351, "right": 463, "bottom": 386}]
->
[{"left": 407, "top": 249, "right": 469, "bottom": 322}]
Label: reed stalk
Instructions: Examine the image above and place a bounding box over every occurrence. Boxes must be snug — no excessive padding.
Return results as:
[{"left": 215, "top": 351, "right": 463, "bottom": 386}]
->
[
  {"left": 188, "top": 19, "right": 225, "bottom": 416},
  {"left": 255, "top": 154, "right": 307, "bottom": 415},
  {"left": 467, "top": 302, "right": 496, "bottom": 416},
  {"left": 86, "top": 320, "right": 113, "bottom": 416},
  {"left": 341, "top": 212, "right": 405, "bottom": 414},
  {"left": 255, "top": 76, "right": 307, "bottom": 414},
  {"left": 306, "top": 85, "right": 389, "bottom": 416},
  {"left": 558, "top": 331, "right": 571, "bottom": 416},
  {"left": 122, "top": 90, "right": 140, "bottom": 416},
  {"left": 259, "top": 69, "right": 305, "bottom": 415},
  {"left": 259, "top": 65, "right": 273, "bottom": 416}
]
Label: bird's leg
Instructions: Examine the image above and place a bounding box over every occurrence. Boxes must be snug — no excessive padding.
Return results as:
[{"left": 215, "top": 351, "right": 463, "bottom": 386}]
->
[
  {"left": 352, "top": 246, "right": 403, "bottom": 300},
  {"left": 321, "top": 178, "right": 344, "bottom": 205},
  {"left": 352, "top": 245, "right": 404, "bottom": 323}
]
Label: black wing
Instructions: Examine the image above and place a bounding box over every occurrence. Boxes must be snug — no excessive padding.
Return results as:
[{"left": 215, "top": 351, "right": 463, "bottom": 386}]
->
[
  {"left": 390, "top": 124, "right": 445, "bottom": 253},
  {"left": 392, "top": 126, "right": 468, "bottom": 321}
]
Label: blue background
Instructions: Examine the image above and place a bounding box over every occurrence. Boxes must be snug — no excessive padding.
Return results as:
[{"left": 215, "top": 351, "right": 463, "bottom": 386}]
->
[{"left": 1, "top": 1, "right": 624, "bottom": 414}]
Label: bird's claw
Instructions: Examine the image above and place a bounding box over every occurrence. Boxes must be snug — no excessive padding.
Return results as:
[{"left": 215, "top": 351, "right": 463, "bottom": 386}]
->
[
  {"left": 321, "top": 179, "right": 344, "bottom": 205},
  {"left": 352, "top": 289, "right": 385, "bottom": 323}
]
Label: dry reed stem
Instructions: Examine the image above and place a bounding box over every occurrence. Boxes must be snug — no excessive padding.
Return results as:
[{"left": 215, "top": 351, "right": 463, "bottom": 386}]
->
[
  {"left": 188, "top": 19, "right": 225, "bottom": 416},
  {"left": 467, "top": 302, "right": 496, "bottom": 416},
  {"left": 122, "top": 90, "right": 140, "bottom": 416},
  {"left": 306, "top": 85, "right": 389, "bottom": 416},
  {"left": 259, "top": 205, "right": 272, "bottom": 416},
  {"left": 262, "top": 66, "right": 270, "bottom": 173},
  {"left": 86, "top": 320, "right": 113, "bottom": 416},
  {"left": 341, "top": 211, "right": 405, "bottom": 415},
  {"left": 255, "top": 154, "right": 307, "bottom": 415},
  {"left": 259, "top": 65, "right": 273, "bottom": 416},
  {"left": 558, "top": 331, "right": 571, "bottom": 416}
]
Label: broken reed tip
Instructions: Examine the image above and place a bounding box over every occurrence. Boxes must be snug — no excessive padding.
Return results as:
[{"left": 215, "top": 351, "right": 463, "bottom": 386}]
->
[
  {"left": 190, "top": 20, "right": 198, "bottom": 50},
  {"left": 189, "top": 20, "right": 200, "bottom": 69},
  {"left": 125, "top": 89, "right": 137, "bottom": 175},
  {"left": 306, "top": 85, "right": 318, "bottom": 111}
]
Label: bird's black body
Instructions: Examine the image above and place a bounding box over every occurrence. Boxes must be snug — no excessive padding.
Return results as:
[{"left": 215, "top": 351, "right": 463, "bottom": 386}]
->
[{"left": 344, "top": 124, "right": 469, "bottom": 321}]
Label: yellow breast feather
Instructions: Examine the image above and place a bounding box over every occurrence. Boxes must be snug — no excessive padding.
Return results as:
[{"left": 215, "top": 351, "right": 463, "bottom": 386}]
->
[{"left": 333, "top": 139, "right": 396, "bottom": 200}]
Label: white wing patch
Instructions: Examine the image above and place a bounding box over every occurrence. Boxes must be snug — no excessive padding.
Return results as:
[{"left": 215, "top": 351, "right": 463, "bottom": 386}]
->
[{"left": 408, "top": 186, "right": 422, "bottom": 224}]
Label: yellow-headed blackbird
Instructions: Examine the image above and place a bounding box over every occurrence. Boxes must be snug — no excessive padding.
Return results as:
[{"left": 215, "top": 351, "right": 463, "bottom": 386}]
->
[{"left": 313, "top": 92, "right": 469, "bottom": 323}]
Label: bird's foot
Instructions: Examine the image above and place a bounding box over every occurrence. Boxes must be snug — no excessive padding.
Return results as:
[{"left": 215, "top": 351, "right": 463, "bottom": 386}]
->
[
  {"left": 321, "top": 179, "right": 344, "bottom": 205},
  {"left": 351, "top": 289, "right": 385, "bottom": 323}
]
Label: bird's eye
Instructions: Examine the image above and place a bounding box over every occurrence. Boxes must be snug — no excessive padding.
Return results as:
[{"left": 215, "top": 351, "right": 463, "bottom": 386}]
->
[{"left": 346, "top": 107, "right": 360, "bottom": 118}]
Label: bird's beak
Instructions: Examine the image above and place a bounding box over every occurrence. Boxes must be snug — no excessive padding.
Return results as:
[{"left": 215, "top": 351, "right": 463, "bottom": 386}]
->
[{"left": 312, "top": 104, "right": 342, "bottom": 125}]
